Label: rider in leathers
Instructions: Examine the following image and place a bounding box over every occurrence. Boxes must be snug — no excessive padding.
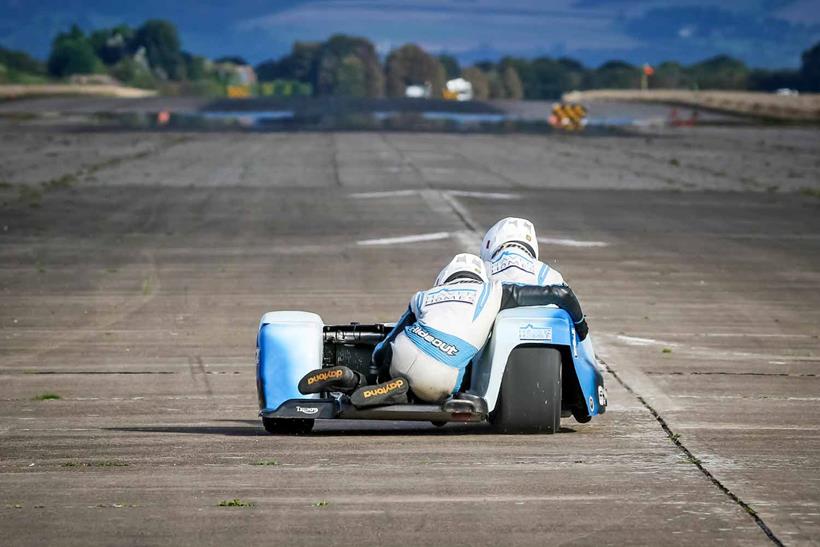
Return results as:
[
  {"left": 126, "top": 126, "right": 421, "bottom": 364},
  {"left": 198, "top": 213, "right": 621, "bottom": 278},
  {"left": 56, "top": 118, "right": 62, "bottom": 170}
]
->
[
  {"left": 372, "top": 253, "right": 587, "bottom": 403},
  {"left": 480, "top": 216, "right": 596, "bottom": 357},
  {"left": 480, "top": 217, "right": 564, "bottom": 286}
]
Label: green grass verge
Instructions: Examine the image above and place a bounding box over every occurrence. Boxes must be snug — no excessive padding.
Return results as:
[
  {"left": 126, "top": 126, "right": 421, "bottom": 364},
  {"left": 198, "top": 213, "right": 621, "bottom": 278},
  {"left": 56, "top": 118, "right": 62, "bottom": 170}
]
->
[
  {"left": 33, "top": 392, "right": 61, "bottom": 400},
  {"left": 218, "top": 498, "right": 254, "bottom": 507}
]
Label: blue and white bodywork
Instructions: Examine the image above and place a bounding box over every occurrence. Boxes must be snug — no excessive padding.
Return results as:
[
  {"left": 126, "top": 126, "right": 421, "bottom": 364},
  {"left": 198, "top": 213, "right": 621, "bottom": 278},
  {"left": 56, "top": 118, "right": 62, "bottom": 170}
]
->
[
  {"left": 470, "top": 306, "right": 606, "bottom": 420},
  {"left": 256, "top": 305, "right": 606, "bottom": 431},
  {"left": 257, "top": 311, "right": 323, "bottom": 412}
]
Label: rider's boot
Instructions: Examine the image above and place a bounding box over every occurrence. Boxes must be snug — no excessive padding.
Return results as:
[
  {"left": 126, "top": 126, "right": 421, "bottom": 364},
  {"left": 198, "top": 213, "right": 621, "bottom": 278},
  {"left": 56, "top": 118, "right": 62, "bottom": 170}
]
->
[
  {"left": 298, "top": 366, "right": 364, "bottom": 395},
  {"left": 350, "top": 376, "right": 409, "bottom": 408}
]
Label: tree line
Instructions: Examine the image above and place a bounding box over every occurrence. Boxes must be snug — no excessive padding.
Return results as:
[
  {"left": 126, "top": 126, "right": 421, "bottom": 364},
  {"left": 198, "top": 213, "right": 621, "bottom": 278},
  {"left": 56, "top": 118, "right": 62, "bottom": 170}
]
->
[
  {"left": 252, "top": 38, "right": 820, "bottom": 98},
  {"left": 1, "top": 19, "right": 819, "bottom": 98}
]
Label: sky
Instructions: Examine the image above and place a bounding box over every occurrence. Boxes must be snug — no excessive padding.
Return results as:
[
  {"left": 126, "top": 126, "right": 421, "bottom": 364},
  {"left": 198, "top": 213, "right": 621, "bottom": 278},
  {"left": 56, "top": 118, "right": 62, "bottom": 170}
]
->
[{"left": 2, "top": 0, "right": 819, "bottom": 68}]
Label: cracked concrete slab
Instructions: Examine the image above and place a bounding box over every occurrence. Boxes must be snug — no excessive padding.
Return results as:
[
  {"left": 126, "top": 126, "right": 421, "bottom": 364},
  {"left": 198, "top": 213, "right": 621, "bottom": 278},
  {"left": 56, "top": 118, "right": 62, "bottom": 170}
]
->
[{"left": 1, "top": 104, "right": 819, "bottom": 545}]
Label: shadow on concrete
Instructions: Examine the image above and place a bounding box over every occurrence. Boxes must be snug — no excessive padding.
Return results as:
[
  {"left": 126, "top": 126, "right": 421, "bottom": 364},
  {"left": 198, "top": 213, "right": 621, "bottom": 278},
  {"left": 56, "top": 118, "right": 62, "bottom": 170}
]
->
[
  {"left": 107, "top": 420, "right": 576, "bottom": 437},
  {"left": 108, "top": 425, "right": 268, "bottom": 437}
]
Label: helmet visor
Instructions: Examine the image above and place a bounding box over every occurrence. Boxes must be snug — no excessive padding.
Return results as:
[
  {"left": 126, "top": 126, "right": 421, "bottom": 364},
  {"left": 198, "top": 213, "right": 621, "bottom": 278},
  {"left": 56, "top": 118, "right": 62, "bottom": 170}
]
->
[
  {"left": 494, "top": 240, "right": 536, "bottom": 259},
  {"left": 443, "top": 271, "right": 485, "bottom": 284}
]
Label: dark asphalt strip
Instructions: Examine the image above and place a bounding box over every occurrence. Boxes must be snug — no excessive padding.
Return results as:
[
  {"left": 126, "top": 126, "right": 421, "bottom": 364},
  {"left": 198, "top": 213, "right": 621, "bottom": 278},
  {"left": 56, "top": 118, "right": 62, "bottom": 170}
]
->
[{"left": 600, "top": 358, "right": 785, "bottom": 546}]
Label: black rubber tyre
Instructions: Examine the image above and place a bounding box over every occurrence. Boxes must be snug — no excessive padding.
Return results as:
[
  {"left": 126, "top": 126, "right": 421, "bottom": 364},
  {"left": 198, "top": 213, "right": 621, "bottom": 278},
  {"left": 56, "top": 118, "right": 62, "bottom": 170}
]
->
[
  {"left": 572, "top": 410, "right": 592, "bottom": 423},
  {"left": 430, "top": 421, "right": 447, "bottom": 427},
  {"left": 262, "top": 417, "right": 314, "bottom": 435},
  {"left": 490, "top": 346, "right": 562, "bottom": 434}
]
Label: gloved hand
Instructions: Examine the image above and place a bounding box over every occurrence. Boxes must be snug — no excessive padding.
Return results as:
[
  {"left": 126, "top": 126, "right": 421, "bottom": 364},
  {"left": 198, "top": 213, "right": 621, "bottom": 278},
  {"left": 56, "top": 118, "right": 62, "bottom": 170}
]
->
[
  {"left": 372, "top": 340, "right": 387, "bottom": 368},
  {"left": 574, "top": 317, "right": 589, "bottom": 341}
]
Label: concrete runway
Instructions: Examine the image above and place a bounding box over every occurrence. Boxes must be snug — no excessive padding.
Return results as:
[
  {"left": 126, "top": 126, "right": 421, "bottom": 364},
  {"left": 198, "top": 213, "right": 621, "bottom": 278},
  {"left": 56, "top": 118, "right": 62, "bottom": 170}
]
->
[{"left": 1, "top": 104, "right": 819, "bottom": 545}]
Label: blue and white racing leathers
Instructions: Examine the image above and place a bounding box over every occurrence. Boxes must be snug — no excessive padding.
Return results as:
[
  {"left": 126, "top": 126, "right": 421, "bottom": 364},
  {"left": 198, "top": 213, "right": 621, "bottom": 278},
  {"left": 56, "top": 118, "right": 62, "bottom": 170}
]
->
[
  {"left": 382, "top": 279, "right": 502, "bottom": 402},
  {"left": 487, "top": 245, "right": 597, "bottom": 358},
  {"left": 485, "top": 245, "right": 564, "bottom": 286},
  {"left": 373, "top": 280, "right": 587, "bottom": 403}
]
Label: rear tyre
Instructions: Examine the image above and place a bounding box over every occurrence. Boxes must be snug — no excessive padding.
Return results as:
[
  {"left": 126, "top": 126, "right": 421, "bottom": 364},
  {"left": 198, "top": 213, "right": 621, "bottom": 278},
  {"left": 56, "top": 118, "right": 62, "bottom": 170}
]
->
[
  {"left": 262, "top": 417, "right": 314, "bottom": 435},
  {"left": 490, "top": 346, "right": 562, "bottom": 434}
]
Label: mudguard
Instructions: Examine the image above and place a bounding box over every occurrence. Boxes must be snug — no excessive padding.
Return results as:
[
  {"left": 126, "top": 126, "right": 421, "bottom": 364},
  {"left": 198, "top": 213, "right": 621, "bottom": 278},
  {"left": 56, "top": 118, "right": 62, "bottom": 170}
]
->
[
  {"left": 469, "top": 306, "right": 606, "bottom": 418},
  {"left": 257, "top": 311, "right": 324, "bottom": 413}
]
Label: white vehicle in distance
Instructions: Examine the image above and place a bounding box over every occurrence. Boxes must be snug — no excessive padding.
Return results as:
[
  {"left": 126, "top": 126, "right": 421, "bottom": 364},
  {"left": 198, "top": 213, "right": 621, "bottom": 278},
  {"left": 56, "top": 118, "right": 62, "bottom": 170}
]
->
[{"left": 445, "top": 78, "right": 474, "bottom": 101}]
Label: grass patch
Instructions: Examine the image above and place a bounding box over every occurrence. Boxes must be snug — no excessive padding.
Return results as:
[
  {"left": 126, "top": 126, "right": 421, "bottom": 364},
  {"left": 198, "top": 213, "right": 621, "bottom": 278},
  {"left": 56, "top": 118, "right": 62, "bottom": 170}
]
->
[
  {"left": 252, "top": 460, "right": 279, "bottom": 466},
  {"left": 141, "top": 277, "right": 153, "bottom": 295},
  {"left": 800, "top": 187, "right": 820, "bottom": 199},
  {"left": 33, "top": 392, "right": 61, "bottom": 401},
  {"left": 62, "top": 460, "right": 129, "bottom": 468},
  {"left": 41, "top": 173, "right": 76, "bottom": 191},
  {"left": 661, "top": 348, "right": 672, "bottom": 354},
  {"left": 0, "top": 181, "right": 13, "bottom": 189},
  {"left": 92, "top": 460, "right": 129, "bottom": 467},
  {"left": 312, "top": 500, "right": 330, "bottom": 508},
  {"left": 218, "top": 498, "right": 254, "bottom": 508},
  {"left": 17, "top": 185, "right": 42, "bottom": 207},
  {"left": 0, "top": 111, "right": 38, "bottom": 121},
  {"left": 668, "top": 158, "right": 680, "bottom": 167}
]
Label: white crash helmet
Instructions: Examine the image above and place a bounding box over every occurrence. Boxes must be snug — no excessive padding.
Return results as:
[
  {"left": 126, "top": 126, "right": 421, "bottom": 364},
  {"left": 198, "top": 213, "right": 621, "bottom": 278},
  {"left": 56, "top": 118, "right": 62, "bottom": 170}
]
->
[
  {"left": 480, "top": 217, "right": 538, "bottom": 261},
  {"left": 434, "top": 253, "right": 489, "bottom": 286}
]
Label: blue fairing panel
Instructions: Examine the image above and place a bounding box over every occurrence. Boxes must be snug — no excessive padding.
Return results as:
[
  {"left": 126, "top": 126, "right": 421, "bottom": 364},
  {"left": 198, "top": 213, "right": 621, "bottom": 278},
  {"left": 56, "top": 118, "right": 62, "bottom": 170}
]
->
[
  {"left": 257, "top": 311, "right": 324, "bottom": 413},
  {"left": 575, "top": 333, "right": 606, "bottom": 416},
  {"left": 470, "top": 306, "right": 606, "bottom": 417}
]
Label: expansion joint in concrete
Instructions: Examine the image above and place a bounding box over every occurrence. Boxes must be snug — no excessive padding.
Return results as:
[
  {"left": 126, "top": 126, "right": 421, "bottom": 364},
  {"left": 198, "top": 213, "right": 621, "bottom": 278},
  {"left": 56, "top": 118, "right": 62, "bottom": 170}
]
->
[
  {"left": 600, "top": 359, "right": 784, "bottom": 546},
  {"left": 38, "top": 134, "right": 193, "bottom": 189},
  {"left": 377, "top": 132, "right": 427, "bottom": 184},
  {"left": 329, "top": 134, "right": 342, "bottom": 187}
]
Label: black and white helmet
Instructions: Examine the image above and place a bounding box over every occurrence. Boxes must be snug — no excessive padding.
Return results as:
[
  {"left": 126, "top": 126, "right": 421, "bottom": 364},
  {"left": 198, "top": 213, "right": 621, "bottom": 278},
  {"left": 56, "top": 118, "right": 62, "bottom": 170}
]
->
[{"left": 434, "top": 253, "right": 489, "bottom": 286}]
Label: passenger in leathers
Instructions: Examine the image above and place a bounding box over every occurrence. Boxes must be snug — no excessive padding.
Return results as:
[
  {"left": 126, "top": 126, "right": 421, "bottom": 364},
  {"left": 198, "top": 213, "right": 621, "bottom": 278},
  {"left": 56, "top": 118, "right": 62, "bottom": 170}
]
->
[{"left": 372, "top": 253, "right": 588, "bottom": 403}]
